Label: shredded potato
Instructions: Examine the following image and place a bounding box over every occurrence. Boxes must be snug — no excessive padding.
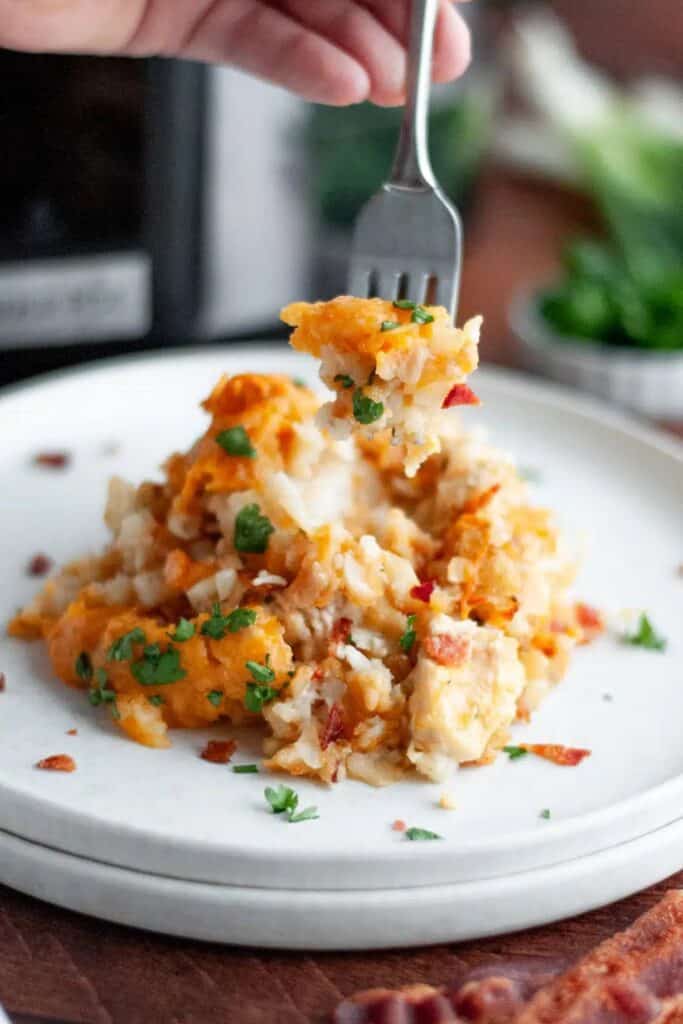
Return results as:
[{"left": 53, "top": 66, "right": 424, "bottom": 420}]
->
[{"left": 9, "top": 297, "right": 594, "bottom": 784}]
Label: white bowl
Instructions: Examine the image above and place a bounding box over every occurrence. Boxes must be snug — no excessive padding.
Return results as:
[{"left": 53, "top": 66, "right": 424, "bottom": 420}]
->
[{"left": 510, "top": 290, "right": 683, "bottom": 420}]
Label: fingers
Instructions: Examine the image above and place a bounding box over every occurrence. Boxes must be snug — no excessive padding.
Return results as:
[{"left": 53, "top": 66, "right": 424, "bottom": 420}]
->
[
  {"left": 362, "top": 0, "right": 471, "bottom": 92},
  {"left": 178, "top": 1, "right": 372, "bottom": 106},
  {"left": 433, "top": 0, "right": 471, "bottom": 82},
  {"left": 0, "top": 0, "right": 145, "bottom": 52},
  {"left": 274, "top": 0, "right": 407, "bottom": 106}
]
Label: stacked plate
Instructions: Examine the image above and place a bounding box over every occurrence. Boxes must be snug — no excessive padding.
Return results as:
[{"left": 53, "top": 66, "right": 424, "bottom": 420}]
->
[{"left": 0, "top": 350, "right": 681, "bottom": 951}]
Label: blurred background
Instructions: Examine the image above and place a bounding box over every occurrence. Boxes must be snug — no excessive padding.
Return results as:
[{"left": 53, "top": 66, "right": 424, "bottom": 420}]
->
[{"left": 0, "top": 0, "right": 681, "bottom": 419}]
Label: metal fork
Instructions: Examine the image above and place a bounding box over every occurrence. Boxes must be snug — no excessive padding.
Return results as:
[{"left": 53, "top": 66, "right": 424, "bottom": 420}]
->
[{"left": 347, "top": 0, "right": 463, "bottom": 319}]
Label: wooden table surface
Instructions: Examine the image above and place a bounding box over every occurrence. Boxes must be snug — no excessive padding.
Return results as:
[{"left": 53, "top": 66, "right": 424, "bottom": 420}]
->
[{"left": 2, "top": 3, "right": 682, "bottom": 1020}]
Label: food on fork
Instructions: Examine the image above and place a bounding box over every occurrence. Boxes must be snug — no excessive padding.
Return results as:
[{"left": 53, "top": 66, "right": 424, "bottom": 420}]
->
[
  {"left": 282, "top": 296, "right": 481, "bottom": 477},
  {"left": 10, "top": 296, "right": 594, "bottom": 785}
]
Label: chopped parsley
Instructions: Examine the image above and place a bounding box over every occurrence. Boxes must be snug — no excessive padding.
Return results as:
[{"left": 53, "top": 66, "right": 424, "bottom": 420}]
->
[
  {"left": 399, "top": 614, "right": 417, "bottom": 653},
  {"left": 207, "top": 690, "right": 224, "bottom": 707},
  {"left": 289, "top": 806, "right": 320, "bottom": 823},
  {"left": 75, "top": 651, "right": 93, "bottom": 681},
  {"left": 334, "top": 373, "right": 354, "bottom": 389},
  {"left": 503, "top": 745, "right": 528, "bottom": 761},
  {"left": 405, "top": 827, "right": 442, "bottom": 841},
  {"left": 380, "top": 320, "right": 400, "bottom": 332},
  {"left": 246, "top": 656, "right": 275, "bottom": 684},
  {"left": 89, "top": 667, "right": 117, "bottom": 707},
  {"left": 623, "top": 613, "right": 667, "bottom": 652},
  {"left": 148, "top": 695, "right": 165, "bottom": 707},
  {"left": 107, "top": 627, "right": 146, "bottom": 662},
  {"left": 216, "top": 425, "right": 256, "bottom": 458},
  {"left": 201, "top": 603, "right": 257, "bottom": 640},
  {"left": 352, "top": 388, "right": 384, "bottom": 425},
  {"left": 244, "top": 683, "right": 279, "bottom": 713},
  {"left": 411, "top": 305, "right": 434, "bottom": 325},
  {"left": 233, "top": 763, "right": 259, "bottom": 774},
  {"left": 169, "top": 618, "right": 195, "bottom": 642},
  {"left": 292, "top": 377, "right": 306, "bottom": 388},
  {"left": 131, "top": 645, "right": 186, "bottom": 686},
  {"left": 393, "top": 299, "right": 415, "bottom": 311},
  {"left": 265, "top": 785, "right": 318, "bottom": 823},
  {"left": 234, "top": 503, "right": 274, "bottom": 554},
  {"left": 540, "top": 808, "right": 551, "bottom": 820}
]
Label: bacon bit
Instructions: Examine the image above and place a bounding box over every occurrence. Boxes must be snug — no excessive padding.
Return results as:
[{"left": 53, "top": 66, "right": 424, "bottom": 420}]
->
[
  {"left": 575, "top": 602, "right": 605, "bottom": 642},
  {"left": 0, "top": 673, "right": 5, "bottom": 692},
  {"left": 523, "top": 743, "right": 591, "bottom": 767},
  {"left": 36, "top": 754, "right": 76, "bottom": 772},
  {"left": 320, "top": 704, "right": 346, "bottom": 750},
  {"left": 27, "top": 553, "right": 53, "bottom": 577},
  {"left": 442, "top": 383, "right": 480, "bottom": 409},
  {"left": 200, "top": 739, "right": 237, "bottom": 765},
  {"left": 330, "top": 617, "right": 353, "bottom": 647},
  {"left": 66, "top": 729, "right": 78, "bottom": 736},
  {"left": 34, "top": 451, "right": 70, "bottom": 469},
  {"left": 392, "top": 819, "right": 407, "bottom": 832},
  {"left": 311, "top": 665, "right": 324, "bottom": 682},
  {"left": 411, "top": 579, "right": 435, "bottom": 603},
  {"left": 462, "top": 483, "right": 501, "bottom": 516},
  {"left": 423, "top": 633, "right": 470, "bottom": 667}
]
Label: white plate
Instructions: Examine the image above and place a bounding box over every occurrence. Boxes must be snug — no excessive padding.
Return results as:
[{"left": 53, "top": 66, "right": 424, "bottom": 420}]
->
[
  {"left": 1, "top": 817, "right": 682, "bottom": 950},
  {"left": 0, "top": 347, "right": 681, "bottom": 894}
]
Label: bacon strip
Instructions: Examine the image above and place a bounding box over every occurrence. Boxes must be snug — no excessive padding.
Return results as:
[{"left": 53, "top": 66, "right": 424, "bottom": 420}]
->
[
  {"left": 334, "top": 962, "right": 565, "bottom": 1024},
  {"left": 334, "top": 893, "right": 683, "bottom": 1024},
  {"left": 443, "top": 384, "right": 481, "bottom": 409},
  {"left": 522, "top": 743, "right": 591, "bottom": 767},
  {"left": 411, "top": 579, "right": 435, "bottom": 603},
  {"left": 36, "top": 754, "right": 76, "bottom": 772},
  {"left": 423, "top": 633, "right": 470, "bottom": 667},
  {"left": 200, "top": 739, "right": 236, "bottom": 764},
  {"left": 320, "top": 704, "right": 346, "bottom": 750},
  {"left": 515, "top": 890, "right": 683, "bottom": 1024}
]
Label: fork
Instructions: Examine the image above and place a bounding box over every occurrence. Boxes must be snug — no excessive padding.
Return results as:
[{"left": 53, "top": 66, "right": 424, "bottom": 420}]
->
[{"left": 347, "top": 0, "right": 463, "bottom": 319}]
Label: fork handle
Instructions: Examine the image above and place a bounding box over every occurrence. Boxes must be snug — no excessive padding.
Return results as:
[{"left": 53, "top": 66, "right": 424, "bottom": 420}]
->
[{"left": 389, "top": 0, "right": 438, "bottom": 190}]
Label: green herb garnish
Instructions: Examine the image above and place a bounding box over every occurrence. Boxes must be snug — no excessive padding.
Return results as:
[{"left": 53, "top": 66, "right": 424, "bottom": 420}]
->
[
  {"left": 393, "top": 299, "right": 416, "bottom": 311},
  {"left": 131, "top": 645, "right": 186, "bottom": 686},
  {"left": 234, "top": 503, "right": 274, "bottom": 554},
  {"left": 216, "top": 425, "right": 256, "bottom": 458},
  {"left": 107, "top": 627, "right": 146, "bottom": 662},
  {"left": 411, "top": 305, "right": 435, "bottom": 325},
  {"left": 89, "top": 667, "right": 117, "bottom": 707},
  {"left": 170, "top": 618, "right": 195, "bottom": 643},
  {"left": 201, "top": 604, "right": 257, "bottom": 640},
  {"left": 334, "top": 373, "right": 354, "bottom": 389},
  {"left": 244, "top": 683, "right": 279, "bottom": 713},
  {"left": 540, "top": 808, "right": 551, "bottom": 820},
  {"left": 75, "top": 651, "right": 93, "bottom": 681},
  {"left": 246, "top": 656, "right": 275, "bottom": 685},
  {"left": 405, "top": 827, "right": 442, "bottom": 841},
  {"left": 148, "top": 695, "right": 165, "bottom": 707},
  {"left": 292, "top": 377, "right": 307, "bottom": 388},
  {"left": 623, "top": 613, "right": 667, "bottom": 651},
  {"left": 503, "top": 745, "right": 528, "bottom": 761},
  {"left": 380, "top": 320, "right": 400, "bottom": 332},
  {"left": 233, "top": 763, "right": 259, "bottom": 774},
  {"left": 399, "top": 614, "right": 417, "bottom": 653},
  {"left": 265, "top": 785, "right": 318, "bottom": 823},
  {"left": 352, "top": 388, "right": 384, "bottom": 425},
  {"left": 206, "top": 690, "right": 224, "bottom": 707}
]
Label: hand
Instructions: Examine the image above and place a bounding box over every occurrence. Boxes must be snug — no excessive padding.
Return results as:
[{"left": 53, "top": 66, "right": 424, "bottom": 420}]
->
[{"left": 0, "top": 0, "right": 471, "bottom": 105}]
